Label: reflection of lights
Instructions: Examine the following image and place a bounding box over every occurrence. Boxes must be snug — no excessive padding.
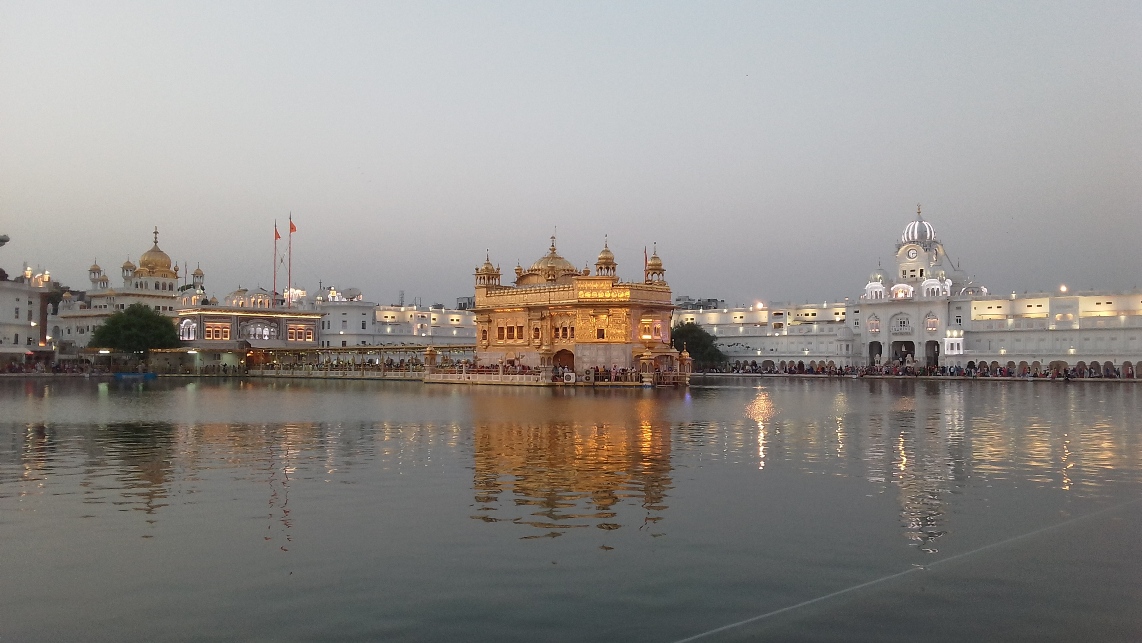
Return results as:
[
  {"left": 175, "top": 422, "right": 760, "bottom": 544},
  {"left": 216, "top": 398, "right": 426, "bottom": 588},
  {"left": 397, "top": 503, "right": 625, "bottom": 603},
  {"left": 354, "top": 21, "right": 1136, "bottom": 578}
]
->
[
  {"left": 757, "top": 425, "right": 766, "bottom": 470},
  {"left": 98, "top": 349, "right": 110, "bottom": 354},
  {"left": 898, "top": 435, "right": 907, "bottom": 471},
  {"left": 746, "top": 390, "right": 774, "bottom": 423}
]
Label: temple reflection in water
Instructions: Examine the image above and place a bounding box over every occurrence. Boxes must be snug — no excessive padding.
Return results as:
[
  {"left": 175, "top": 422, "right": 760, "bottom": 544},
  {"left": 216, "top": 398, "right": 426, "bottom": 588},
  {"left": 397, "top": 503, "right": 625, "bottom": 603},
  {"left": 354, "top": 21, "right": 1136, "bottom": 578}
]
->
[
  {"left": 468, "top": 390, "right": 674, "bottom": 537},
  {"left": 2, "top": 378, "right": 1141, "bottom": 552}
]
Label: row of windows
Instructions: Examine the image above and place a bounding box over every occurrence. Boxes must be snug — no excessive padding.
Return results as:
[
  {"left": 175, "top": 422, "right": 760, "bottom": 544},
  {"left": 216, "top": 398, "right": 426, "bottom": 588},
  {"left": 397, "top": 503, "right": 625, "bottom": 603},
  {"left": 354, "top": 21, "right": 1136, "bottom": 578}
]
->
[
  {"left": 134, "top": 281, "right": 174, "bottom": 291},
  {"left": 488, "top": 325, "right": 582, "bottom": 342},
  {"left": 287, "top": 326, "right": 314, "bottom": 341}
]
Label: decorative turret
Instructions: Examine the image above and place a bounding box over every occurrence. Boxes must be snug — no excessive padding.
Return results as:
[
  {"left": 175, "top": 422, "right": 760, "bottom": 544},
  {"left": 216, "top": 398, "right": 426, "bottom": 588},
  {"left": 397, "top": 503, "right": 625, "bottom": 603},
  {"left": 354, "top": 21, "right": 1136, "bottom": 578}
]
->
[
  {"left": 89, "top": 260, "right": 103, "bottom": 286},
  {"left": 192, "top": 264, "right": 205, "bottom": 289},
  {"left": 594, "top": 236, "right": 617, "bottom": 277},
  {"left": 644, "top": 243, "right": 665, "bottom": 283},
  {"left": 475, "top": 252, "right": 501, "bottom": 287}
]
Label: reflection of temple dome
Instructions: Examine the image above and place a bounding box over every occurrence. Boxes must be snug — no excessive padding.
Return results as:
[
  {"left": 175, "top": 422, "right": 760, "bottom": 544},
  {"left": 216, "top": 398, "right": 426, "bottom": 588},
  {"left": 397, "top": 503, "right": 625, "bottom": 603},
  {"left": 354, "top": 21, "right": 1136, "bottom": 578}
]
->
[{"left": 61, "top": 291, "right": 73, "bottom": 299}]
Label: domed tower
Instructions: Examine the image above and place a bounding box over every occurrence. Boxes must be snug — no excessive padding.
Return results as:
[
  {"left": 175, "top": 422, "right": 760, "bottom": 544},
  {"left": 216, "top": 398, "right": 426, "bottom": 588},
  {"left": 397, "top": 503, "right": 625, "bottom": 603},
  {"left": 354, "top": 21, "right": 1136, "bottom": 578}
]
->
[
  {"left": 594, "top": 237, "right": 617, "bottom": 277},
  {"left": 893, "top": 205, "right": 948, "bottom": 286},
  {"left": 138, "top": 227, "right": 178, "bottom": 279},
  {"left": 89, "top": 260, "right": 104, "bottom": 290},
  {"left": 644, "top": 243, "right": 665, "bottom": 284},
  {"left": 121, "top": 258, "right": 136, "bottom": 284},
  {"left": 474, "top": 252, "right": 501, "bottom": 287},
  {"left": 515, "top": 237, "right": 580, "bottom": 286},
  {"left": 191, "top": 265, "right": 205, "bottom": 290},
  {"left": 898, "top": 205, "right": 937, "bottom": 250}
]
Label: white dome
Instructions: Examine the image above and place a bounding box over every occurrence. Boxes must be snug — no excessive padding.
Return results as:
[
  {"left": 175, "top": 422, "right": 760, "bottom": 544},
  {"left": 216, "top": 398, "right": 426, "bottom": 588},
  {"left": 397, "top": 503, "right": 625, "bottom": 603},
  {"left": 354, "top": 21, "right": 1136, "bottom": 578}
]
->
[{"left": 901, "top": 216, "right": 936, "bottom": 244}]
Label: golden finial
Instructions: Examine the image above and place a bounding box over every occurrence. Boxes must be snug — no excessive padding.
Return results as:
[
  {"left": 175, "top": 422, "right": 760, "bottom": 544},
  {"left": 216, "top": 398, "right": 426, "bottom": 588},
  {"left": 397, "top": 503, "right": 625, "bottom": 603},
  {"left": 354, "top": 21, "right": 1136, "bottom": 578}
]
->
[{"left": 153, "top": 226, "right": 159, "bottom": 245}]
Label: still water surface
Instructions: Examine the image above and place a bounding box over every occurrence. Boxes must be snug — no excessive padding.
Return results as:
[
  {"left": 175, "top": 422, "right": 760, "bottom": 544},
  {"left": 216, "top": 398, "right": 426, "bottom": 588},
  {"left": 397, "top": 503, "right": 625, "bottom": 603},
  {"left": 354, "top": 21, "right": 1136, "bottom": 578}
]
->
[{"left": 1, "top": 377, "right": 1140, "bottom": 641}]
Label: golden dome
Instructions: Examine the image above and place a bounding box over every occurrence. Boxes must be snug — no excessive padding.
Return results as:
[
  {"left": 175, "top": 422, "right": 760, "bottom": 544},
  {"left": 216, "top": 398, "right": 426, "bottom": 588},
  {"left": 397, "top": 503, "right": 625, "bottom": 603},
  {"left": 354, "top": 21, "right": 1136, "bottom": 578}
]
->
[
  {"left": 647, "top": 251, "right": 663, "bottom": 270},
  {"left": 192, "top": 267, "right": 204, "bottom": 277},
  {"left": 529, "top": 237, "right": 577, "bottom": 273},
  {"left": 597, "top": 240, "right": 615, "bottom": 264},
  {"left": 122, "top": 259, "right": 136, "bottom": 271},
  {"left": 89, "top": 261, "right": 102, "bottom": 273},
  {"left": 137, "top": 227, "right": 177, "bottom": 278}
]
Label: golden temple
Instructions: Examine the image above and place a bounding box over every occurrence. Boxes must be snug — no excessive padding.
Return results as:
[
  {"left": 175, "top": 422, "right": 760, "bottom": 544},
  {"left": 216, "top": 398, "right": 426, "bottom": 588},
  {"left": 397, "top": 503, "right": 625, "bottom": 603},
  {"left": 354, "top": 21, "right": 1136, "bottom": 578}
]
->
[{"left": 473, "top": 236, "right": 683, "bottom": 376}]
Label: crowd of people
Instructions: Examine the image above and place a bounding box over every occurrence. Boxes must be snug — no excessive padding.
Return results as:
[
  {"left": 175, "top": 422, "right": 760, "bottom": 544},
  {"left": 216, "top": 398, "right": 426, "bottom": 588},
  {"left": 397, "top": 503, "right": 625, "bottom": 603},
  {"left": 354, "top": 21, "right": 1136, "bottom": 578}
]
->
[{"left": 712, "top": 360, "right": 1137, "bottom": 379}]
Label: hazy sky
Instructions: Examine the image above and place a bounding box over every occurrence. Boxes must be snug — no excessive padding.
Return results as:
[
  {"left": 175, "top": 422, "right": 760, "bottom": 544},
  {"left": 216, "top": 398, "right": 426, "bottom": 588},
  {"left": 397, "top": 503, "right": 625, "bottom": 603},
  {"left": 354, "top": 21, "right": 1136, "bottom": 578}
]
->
[{"left": 2, "top": 1, "right": 1139, "bottom": 307}]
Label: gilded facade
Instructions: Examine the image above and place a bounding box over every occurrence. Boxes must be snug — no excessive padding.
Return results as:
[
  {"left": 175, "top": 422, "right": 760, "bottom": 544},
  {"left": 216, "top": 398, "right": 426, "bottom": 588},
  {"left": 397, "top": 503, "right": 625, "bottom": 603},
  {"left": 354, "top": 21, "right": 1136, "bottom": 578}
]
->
[{"left": 473, "top": 237, "right": 678, "bottom": 372}]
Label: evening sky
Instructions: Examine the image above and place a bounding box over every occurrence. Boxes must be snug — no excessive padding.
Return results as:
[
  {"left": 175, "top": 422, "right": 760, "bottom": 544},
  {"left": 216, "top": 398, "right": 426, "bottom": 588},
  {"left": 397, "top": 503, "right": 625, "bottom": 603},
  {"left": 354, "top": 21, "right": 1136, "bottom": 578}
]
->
[{"left": 1, "top": 1, "right": 1139, "bottom": 306}]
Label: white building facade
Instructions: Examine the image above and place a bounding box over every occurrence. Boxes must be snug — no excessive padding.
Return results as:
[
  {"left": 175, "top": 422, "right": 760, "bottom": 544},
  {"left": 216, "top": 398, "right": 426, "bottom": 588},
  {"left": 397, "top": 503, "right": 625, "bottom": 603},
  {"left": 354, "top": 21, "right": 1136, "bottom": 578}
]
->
[
  {"left": 0, "top": 263, "right": 52, "bottom": 367},
  {"left": 51, "top": 228, "right": 196, "bottom": 353},
  {"left": 314, "top": 286, "right": 476, "bottom": 348},
  {"left": 682, "top": 208, "right": 1142, "bottom": 377}
]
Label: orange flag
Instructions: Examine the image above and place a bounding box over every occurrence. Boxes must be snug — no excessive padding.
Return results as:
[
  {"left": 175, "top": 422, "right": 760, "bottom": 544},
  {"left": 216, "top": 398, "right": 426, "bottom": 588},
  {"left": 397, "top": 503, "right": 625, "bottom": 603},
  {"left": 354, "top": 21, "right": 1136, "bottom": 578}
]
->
[
  {"left": 274, "top": 224, "right": 281, "bottom": 240},
  {"left": 289, "top": 219, "right": 297, "bottom": 234}
]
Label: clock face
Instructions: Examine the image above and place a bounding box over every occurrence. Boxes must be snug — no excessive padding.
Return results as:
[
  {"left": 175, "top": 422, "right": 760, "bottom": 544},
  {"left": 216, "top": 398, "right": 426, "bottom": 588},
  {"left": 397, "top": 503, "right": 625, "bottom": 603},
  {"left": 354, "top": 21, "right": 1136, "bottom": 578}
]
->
[{"left": 907, "top": 248, "right": 918, "bottom": 260}]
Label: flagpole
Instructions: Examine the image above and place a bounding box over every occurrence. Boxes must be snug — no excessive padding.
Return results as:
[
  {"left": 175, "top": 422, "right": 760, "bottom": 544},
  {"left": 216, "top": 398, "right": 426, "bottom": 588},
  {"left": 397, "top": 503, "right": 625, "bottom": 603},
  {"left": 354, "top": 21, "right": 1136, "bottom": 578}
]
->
[
  {"left": 287, "top": 213, "right": 293, "bottom": 309},
  {"left": 273, "top": 220, "right": 279, "bottom": 308}
]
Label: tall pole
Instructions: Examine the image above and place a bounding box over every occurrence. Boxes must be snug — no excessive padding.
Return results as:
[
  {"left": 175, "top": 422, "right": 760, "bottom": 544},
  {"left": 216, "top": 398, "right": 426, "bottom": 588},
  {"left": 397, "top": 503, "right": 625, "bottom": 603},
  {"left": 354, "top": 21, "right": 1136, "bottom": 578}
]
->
[
  {"left": 287, "top": 213, "right": 294, "bottom": 309},
  {"left": 273, "top": 220, "right": 279, "bottom": 308}
]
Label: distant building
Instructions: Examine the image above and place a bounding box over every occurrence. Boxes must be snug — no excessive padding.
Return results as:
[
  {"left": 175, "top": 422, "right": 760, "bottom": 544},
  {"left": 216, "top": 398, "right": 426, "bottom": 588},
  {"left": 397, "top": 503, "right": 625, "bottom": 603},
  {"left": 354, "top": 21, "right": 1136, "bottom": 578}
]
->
[
  {"left": 674, "top": 295, "right": 725, "bottom": 310},
  {"left": 51, "top": 228, "right": 196, "bottom": 355},
  {"left": 472, "top": 237, "right": 678, "bottom": 371},
  {"left": 0, "top": 262, "right": 52, "bottom": 367},
  {"left": 682, "top": 207, "right": 1142, "bottom": 377}
]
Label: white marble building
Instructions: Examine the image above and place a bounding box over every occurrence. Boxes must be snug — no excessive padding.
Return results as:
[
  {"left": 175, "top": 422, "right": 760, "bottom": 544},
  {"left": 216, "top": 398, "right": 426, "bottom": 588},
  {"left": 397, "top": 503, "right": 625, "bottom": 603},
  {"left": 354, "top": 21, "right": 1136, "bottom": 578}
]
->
[
  {"left": 682, "top": 208, "right": 1142, "bottom": 377},
  {"left": 50, "top": 228, "right": 195, "bottom": 353},
  {"left": 0, "top": 263, "right": 52, "bottom": 366},
  {"left": 315, "top": 286, "right": 476, "bottom": 347}
]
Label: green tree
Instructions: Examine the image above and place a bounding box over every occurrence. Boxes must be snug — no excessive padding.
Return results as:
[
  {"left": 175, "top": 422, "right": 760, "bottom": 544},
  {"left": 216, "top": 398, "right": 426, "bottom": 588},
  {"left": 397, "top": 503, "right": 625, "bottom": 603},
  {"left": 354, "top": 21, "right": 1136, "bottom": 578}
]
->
[
  {"left": 90, "top": 303, "right": 180, "bottom": 353},
  {"left": 671, "top": 322, "right": 726, "bottom": 369}
]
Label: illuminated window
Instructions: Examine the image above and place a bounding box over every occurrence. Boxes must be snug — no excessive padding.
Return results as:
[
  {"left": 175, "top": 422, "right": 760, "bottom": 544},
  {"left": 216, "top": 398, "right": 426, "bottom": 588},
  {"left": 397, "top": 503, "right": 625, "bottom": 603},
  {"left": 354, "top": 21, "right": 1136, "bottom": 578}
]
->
[
  {"left": 204, "top": 323, "right": 230, "bottom": 340},
  {"left": 926, "top": 316, "right": 938, "bottom": 332}
]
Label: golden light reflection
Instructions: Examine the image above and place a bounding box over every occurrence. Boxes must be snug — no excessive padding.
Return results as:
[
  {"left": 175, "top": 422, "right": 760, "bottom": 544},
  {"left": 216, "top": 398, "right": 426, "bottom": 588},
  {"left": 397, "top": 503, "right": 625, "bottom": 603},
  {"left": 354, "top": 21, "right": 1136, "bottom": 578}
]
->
[
  {"left": 747, "top": 389, "right": 775, "bottom": 470},
  {"left": 469, "top": 391, "right": 673, "bottom": 539}
]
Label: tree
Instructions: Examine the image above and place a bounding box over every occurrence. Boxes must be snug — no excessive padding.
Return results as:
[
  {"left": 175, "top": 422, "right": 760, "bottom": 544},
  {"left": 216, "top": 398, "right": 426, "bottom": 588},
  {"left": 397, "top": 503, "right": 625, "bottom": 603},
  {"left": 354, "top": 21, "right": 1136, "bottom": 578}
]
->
[
  {"left": 671, "top": 322, "right": 726, "bottom": 369},
  {"left": 90, "top": 303, "right": 180, "bottom": 353}
]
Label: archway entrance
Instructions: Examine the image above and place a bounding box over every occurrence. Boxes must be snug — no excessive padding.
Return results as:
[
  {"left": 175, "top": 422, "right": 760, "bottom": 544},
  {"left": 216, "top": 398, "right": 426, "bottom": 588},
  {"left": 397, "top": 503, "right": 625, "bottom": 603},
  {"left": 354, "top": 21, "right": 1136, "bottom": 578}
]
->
[
  {"left": 553, "top": 349, "right": 575, "bottom": 371},
  {"left": 891, "top": 341, "right": 915, "bottom": 364},
  {"left": 869, "top": 341, "right": 883, "bottom": 366},
  {"left": 924, "top": 340, "right": 940, "bottom": 368}
]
